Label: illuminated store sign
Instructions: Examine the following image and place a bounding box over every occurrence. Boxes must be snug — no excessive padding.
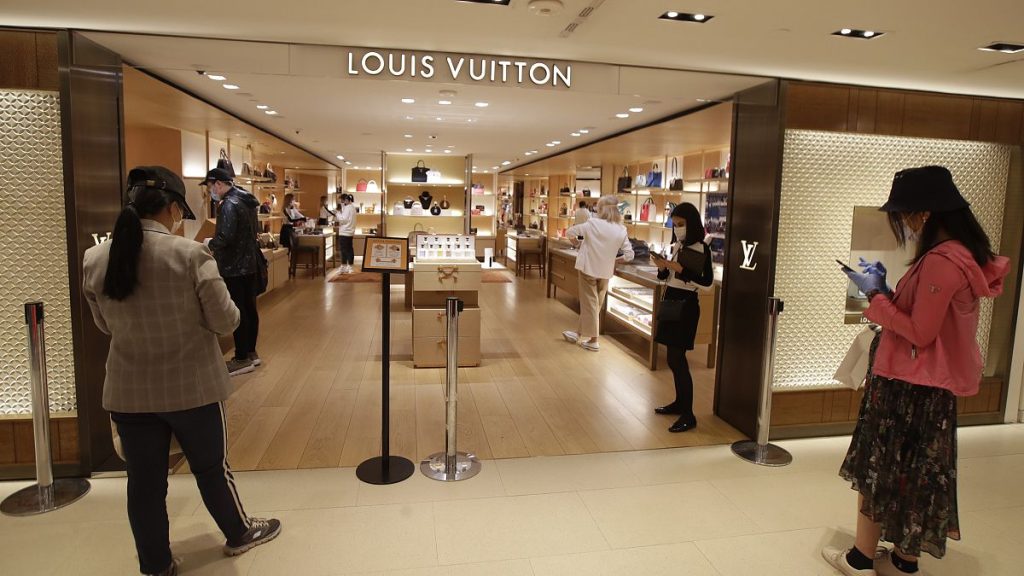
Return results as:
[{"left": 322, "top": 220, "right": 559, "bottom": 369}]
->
[
  {"left": 346, "top": 50, "right": 572, "bottom": 88},
  {"left": 740, "top": 240, "right": 759, "bottom": 271}
]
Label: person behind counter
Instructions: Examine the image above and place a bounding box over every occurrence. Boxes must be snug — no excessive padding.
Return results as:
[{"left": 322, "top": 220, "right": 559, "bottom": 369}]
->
[
  {"left": 822, "top": 166, "right": 1008, "bottom": 576},
  {"left": 574, "top": 200, "right": 590, "bottom": 223},
  {"left": 83, "top": 166, "right": 281, "bottom": 576},
  {"left": 283, "top": 192, "right": 306, "bottom": 224},
  {"left": 650, "top": 202, "right": 713, "bottom": 433},
  {"left": 336, "top": 193, "right": 357, "bottom": 274},
  {"left": 562, "top": 195, "right": 634, "bottom": 351},
  {"left": 318, "top": 195, "right": 335, "bottom": 226}
]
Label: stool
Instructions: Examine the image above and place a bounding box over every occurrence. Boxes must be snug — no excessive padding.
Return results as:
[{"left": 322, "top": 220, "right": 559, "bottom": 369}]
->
[
  {"left": 517, "top": 237, "right": 546, "bottom": 278},
  {"left": 289, "top": 245, "right": 321, "bottom": 278}
]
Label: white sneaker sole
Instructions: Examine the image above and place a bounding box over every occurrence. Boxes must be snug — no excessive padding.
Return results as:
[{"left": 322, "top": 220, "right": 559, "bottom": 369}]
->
[
  {"left": 562, "top": 331, "right": 579, "bottom": 343},
  {"left": 223, "top": 525, "right": 282, "bottom": 557},
  {"left": 580, "top": 343, "right": 600, "bottom": 352},
  {"left": 249, "top": 358, "right": 262, "bottom": 367},
  {"left": 228, "top": 365, "right": 256, "bottom": 377}
]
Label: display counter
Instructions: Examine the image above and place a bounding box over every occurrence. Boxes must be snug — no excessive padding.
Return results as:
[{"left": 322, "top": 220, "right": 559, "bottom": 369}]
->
[{"left": 505, "top": 231, "right": 545, "bottom": 269}]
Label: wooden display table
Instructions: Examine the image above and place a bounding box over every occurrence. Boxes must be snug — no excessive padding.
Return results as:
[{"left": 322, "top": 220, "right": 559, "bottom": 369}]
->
[{"left": 410, "top": 259, "right": 482, "bottom": 367}]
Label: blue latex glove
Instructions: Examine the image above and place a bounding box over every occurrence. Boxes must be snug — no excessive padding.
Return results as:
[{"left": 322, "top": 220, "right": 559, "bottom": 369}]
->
[
  {"left": 844, "top": 268, "right": 887, "bottom": 295},
  {"left": 857, "top": 258, "right": 892, "bottom": 292}
]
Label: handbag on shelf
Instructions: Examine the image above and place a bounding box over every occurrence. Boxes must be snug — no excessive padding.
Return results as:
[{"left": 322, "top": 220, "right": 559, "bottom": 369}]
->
[
  {"left": 393, "top": 202, "right": 404, "bottom": 215},
  {"left": 582, "top": 189, "right": 592, "bottom": 197},
  {"left": 366, "top": 180, "right": 380, "bottom": 193},
  {"left": 647, "top": 163, "right": 662, "bottom": 188},
  {"left": 356, "top": 179, "right": 368, "bottom": 192},
  {"left": 242, "top": 162, "right": 253, "bottom": 177},
  {"left": 471, "top": 183, "right": 485, "bottom": 195},
  {"left": 664, "top": 202, "right": 677, "bottom": 228},
  {"left": 634, "top": 173, "right": 647, "bottom": 188},
  {"left": 430, "top": 202, "right": 442, "bottom": 216},
  {"left": 439, "top": 195, "right": 450, "bottom": 210},
  {"left": 264, "top": 163, "right": 277, "bottom": 183},
  {"left": 412, "top": 160, "right": 429, "bottom": 182},
  {"left": 639, "top": 198, "right": 654, "bottom": 222},
  {"left": 669, "top": 158, "right": 683, "bottom": 191},
  {"left": 617, "top": 167, "right": 632, "bottom": 191},
  {"left": 217, "top": 148, "right": 235, "bottom": 177},
  {"left": 403, "top": 196, "right": 415, "bottom": 209}
]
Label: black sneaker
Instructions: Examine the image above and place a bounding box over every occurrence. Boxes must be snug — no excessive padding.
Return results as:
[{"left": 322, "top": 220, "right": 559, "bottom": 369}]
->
[
  {"left": 226, "top": 358, "right": 255, "bottom": 376},
  {"left": 146, "top": 557, "right": 179, "bottom": 576},
  {"left": 247, "top": 352, "right": 262, "bottom": 367},
  {"left": 223, "top": 517, "right": 281, "bottom": 557}
]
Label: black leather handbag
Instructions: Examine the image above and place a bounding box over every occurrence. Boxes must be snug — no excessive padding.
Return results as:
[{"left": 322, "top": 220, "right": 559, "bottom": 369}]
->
[
  {"left": 217, "top": 148, "right": 235, "bottom": 177},
  {"left": 657, "top": 299, "right": 686, "bottom": 322},
  {"left": 617, "top": 167, "right": 631, "bottom": 191},
  {"left": 669, "top": 158, "right": 684, "bottom": 190},
  {"left": 412, "top": 160, "right": 429, "bottom": 182}
]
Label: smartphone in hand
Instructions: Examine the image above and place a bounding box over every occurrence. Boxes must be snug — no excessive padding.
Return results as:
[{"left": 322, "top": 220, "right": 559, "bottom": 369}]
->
[{"left": 836, "top": 259, "right": 854, "bottom": 273}]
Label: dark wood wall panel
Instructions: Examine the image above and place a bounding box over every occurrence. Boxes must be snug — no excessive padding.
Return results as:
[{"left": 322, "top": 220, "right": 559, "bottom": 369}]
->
[
  {"left": 901, "top": 94, "right": 974, "bottom": 140},
  {"left": 785, "top": 84, "right": 851, "bottom": 131},
  {"left": 0, "top": 31, "right": 59, "bottom": 91}
]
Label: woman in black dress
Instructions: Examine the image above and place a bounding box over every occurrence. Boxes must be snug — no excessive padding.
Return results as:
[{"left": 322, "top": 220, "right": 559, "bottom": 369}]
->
[{"left": 651, "top": 203, "right": 713, "bottom": 433}]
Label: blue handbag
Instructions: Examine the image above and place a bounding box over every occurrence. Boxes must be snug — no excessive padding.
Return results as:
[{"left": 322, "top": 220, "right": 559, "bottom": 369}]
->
[{"left": 646, "top": 163, "right": 662, "bottom": 188}]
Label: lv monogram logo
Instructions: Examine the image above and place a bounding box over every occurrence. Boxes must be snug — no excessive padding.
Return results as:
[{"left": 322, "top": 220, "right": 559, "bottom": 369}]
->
[{"left": 740, "top": 241, "right": 759, "bottom": 271}]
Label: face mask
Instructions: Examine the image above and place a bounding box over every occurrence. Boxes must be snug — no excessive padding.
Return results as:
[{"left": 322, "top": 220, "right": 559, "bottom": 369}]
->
[
  {"left": 209, "top": 190, "right": 220, "bottom": 202},
  {"left": 902, "top": 221, "right": 920, "bottom": 244},
  {"left": 171, "top": 204, "right": 184, "bottom": 234},
  {"left": 674, "top": 226, "right": 687, "bottom": 241}
]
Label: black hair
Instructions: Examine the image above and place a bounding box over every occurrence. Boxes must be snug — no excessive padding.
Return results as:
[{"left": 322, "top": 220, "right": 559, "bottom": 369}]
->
[
  {"left": 579, "top": 201, "right": 587, "bottom": 208},
  {"left": 887, "top": 207, "right": 995, "bottom": 266},
  {"left": 669, "top": 202, "right": 706, "bottom": 246},
  {"left": 103, "top": 187, "right": 174, "bottom": 301}
]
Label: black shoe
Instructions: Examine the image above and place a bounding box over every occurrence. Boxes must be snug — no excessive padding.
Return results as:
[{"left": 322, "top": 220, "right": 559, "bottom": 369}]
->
[
  {"left": 654, "top": 403, "right": 682, "bottom": 415},
  {"left": 668, "top": 416, "right": 697, "bottom": 433},
  {"left": 224, "top": 517, "right": 282, "bottom": 557}
]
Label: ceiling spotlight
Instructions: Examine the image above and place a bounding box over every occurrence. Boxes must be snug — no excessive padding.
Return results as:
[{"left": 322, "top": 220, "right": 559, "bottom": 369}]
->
[
  {"left": 546, "top": 143, "right": 556, "bottom": 147},
  {"left": 436, "top": 117, "right": 443, "bottom": 121},
  {"left": 551, "top": 140, "right": 561, "bottom": 145},
  {"left": 580, "top": 128, "right": 592, "bottom": 134},
  {"left": 864, "top": 30, "right": 876, "bottom": 38},
  {"left": 405, "top": 115, "right": 414, "bottom": 120},
  {"left": 458, "top": 0, "right": 511, "bottom": 5},
  {"left": 335, "top": 155, "right": 345, "bottom": 160},
  {"left": 629, "top": 107, "right": 644, "bottom": 113},
  {"left": 404, "top": 134, "right": 413, "bottom": 138},
  {"left": 840, "top": 28, "right": 852, "bottom": 35},
  {"left": 659, "top": 11, "right": 715, "bottom": 23},
  {"left": 265, "top": 110, "right": 278, "bottom": 115},
  {"left": 438, "top": 99, "right": 453, "bottom": 105},
  {"left": 832, "top": 28, "right": 885, "bottom": 39},
  {"left": 207, "top": 74, "right": 227, "bottom": 81},
  {"left": 223, "top": 84, "right": 240, "bottom": 90},
  {"left": 256, "top": 105, "right": 269, "bottom": 110},
  {"left": 570, "top": 132, "right": 581, "bottom": 137},
  {"left": 616, "top": 113, "right": 629, "bottom": 118},
  {"left": 401, "top": 98, "right": 415, "bottom": 104},
  {"left": 979, "top": 42, "right": 1024, "bottom": 53},
  {"left": 444, "top": 150, "right": 452, "bottom": 153},
  {"left": 492, "top": 166, "right": 499, "bottom": 170},
  {"left": 475, "top": 102, "right": 489, "bottom": 108},
  {"left": 405, "top": 148, "right": 414, "bottom": 152}
]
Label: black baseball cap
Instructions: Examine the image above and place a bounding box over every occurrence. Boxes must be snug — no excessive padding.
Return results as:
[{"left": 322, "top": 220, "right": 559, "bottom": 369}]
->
[
  {"left": 880, "top": 165, "right": 969, "bottom": 214},
  {"left": 127, "top": 166, "right": 196, "bottom": 220},
  {"left": 200, "top": 167, "right": 234, "bottom": 186}
]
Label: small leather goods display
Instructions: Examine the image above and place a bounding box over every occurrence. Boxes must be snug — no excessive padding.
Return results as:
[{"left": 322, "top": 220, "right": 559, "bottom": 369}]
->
[
  {"left": 639, "top": 197, "right": 654, "bottom": 222},
  {"left": 647, "top": 163, "right": 662, "bottom": 188},
  {"left": 412, "top": 160, "right": 429, "bottom": 182},
  {"left": 217, "top": 148, "right": 235, "bottom": 177},
  {"left": 439, "top": 195, "right": 450, "bottom": 210},
  {"left": 366, "top": 179, "right": 380, "bottom": 193},
  {"left": 617, "top": 167, "right": 632, "bottom": 191},
  {"left": 430, "top": 202, "right": 442, "bottom": 216},
  {"left": 669, "top": 158, "right": 683, "bottom": 191},
  {"left": 356, "top": 179, "right": 368, "bottom": 192},
  {"left": 418, "top": 190, "right": 433, "bottom": 209},
  {"left": 403, "top": 196, "right": 415, "bottom": 209}
]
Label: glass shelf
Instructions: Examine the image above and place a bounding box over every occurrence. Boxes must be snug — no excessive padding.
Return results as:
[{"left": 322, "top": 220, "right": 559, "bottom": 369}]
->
[{"left": 388, "top": 180, "right": 465, "bottom": 187}]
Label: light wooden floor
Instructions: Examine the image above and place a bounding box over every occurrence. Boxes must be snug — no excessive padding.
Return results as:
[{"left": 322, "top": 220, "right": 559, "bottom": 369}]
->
[{"left": 214, "top": 269, "right": 744, "bottom": 472}]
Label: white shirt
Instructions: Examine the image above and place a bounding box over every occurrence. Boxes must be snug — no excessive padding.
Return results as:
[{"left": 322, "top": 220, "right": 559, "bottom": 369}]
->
[
  {"left": 666, "top": 241, "right": 712, "bottom": 291},
  {"left": 336, "top": 204, "right": 356, "bottom": 236},
  {"left": 285, "top": 203, "right": 306, "bottom": 221},
  {"left": 319, "top": 206, "right": 334, "bottom": 221},
  {"left": 566, "top": 218, "right": 634, "bottom": 280},
  {"left": 574, "top": 207, "right": 590, "bottom": 223}
]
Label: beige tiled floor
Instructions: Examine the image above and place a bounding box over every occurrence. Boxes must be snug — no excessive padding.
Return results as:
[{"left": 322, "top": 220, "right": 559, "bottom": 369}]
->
[{"left": 3, "top": 424, "right": 1024, "bottom": 575}]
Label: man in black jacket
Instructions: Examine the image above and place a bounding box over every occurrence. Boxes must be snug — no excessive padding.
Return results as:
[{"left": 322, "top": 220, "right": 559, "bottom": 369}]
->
[{"left": 203, "top": 168, "right": 262, "bottom": 376}]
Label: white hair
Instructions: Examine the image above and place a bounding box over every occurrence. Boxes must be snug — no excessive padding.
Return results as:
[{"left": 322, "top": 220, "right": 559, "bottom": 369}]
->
[{"left": 595, "top": 195, "right": 622, "bottom": 224}]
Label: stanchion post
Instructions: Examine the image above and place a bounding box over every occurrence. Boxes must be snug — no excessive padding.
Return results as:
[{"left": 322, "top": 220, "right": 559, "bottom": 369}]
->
[
  {"left": 421, "top": 297, "right": 481, "bottom": 481},
  {"left": 2, "top": 302, "right": 90, "bottom": 516},
  {"left": 731, "top": 296, "right": 793, "bottom": 467}
]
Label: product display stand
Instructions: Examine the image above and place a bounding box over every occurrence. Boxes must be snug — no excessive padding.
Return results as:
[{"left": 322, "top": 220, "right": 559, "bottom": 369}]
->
[
  {"left": 731, "top": 297, "right": 793, "bottom": 467},
  {"left": 356, "top": 273, "right": 415, "bottom": 485},
  {"left": 1, "top": 302, "right": 91, "bottom": 516}
]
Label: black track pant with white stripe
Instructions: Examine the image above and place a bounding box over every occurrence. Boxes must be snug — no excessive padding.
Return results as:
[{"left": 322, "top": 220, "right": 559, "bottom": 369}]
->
[{"left": 112, "top": 402, "right": 249, "bottom": 574}]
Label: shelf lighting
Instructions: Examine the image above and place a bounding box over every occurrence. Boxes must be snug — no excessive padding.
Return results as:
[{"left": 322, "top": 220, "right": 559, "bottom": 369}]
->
[
  {"left": 659, "top": 11, "right": 715, "bottom": 23},
  {"left": 832, "top": 28, "right": 885, "bottom": 40}
]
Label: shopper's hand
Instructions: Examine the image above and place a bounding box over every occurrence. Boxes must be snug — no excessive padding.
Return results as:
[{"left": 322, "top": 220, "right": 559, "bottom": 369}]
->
[
  {"left": 844, "top": 268, "right": 886, "bottom": 295},
  {"left": 857, "top": 258, "right": 891, "bottom": 293}
]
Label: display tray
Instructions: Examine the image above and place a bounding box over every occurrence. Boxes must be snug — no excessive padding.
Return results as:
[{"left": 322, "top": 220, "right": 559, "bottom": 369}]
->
[
  {"left": 610, "top": 286, "right": 655, "bottom": 310},
  {"left": 607, "top": 305, "right": 653, "bottom": 337}
]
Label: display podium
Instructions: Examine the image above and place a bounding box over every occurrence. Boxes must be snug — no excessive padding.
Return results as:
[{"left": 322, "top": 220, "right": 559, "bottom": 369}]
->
[{"left": 410, "top": 235, "right": 481, "bottom": 368}]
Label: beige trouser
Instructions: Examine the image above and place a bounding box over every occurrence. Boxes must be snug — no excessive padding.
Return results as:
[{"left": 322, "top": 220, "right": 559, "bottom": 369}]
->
[{"left": 577, "top": 272, "right": 608, "bottom": 340}]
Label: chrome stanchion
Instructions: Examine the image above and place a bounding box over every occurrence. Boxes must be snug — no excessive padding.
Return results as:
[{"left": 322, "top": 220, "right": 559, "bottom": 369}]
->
[
  {"left": 731, "top": 297, "right": 793, "bottom": 467},
  {"left": 2, "top": 302, "right": 91, "bottom": 516},
  {"left": 421, "top": 297, "right": 481, "bottom": 482}
]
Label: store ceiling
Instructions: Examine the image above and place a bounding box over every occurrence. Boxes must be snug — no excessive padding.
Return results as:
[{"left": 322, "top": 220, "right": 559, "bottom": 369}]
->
[{"left": 7, "top": 0, "right": 1022, "bottom": 170}]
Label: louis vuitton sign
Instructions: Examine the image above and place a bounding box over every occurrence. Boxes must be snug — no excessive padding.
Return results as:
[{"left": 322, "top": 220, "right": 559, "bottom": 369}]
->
[{"left": 345, "top": 49, "right": 572, "bottom": 89}]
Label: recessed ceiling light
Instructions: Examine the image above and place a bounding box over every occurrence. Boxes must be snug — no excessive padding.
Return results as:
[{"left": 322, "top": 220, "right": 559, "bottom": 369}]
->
[
  {"left": 336, "top": 155, "right": 345, "bottom": 160},
  {"left": 579, "top": 128, "right": 591, "bottom": 134},
  {"left": 256, "top": 104, "right": 269, "bottom": 110},
  {"left": 446, "top": 145, "right": 455, "bottom": 148},
  {"left": 405, "top": 148, "right": 414, "bottom": 152},
  {"left": 223, "top": 84, "right": 240, "bottom": 90},
  {"left": 616, "top": 113, "right": 629, "bottom": 118},
  {"left": 492, "top": 166, "right": 499, "bottom": 170},
  {"left": 404, "top": 134, "right": 413, "bottom": 138},
  {"left": 265, "top": 110, "right": 278, "bottom": 115},
  {"left": 206, "top": 74, "right": 226, "bottom": 81},
  {"left": 832, "top": 28, "right": 885, "bottom": 39},
  {"left": 475, "top": 102, "right": 489, "bottom": 108},
  {"left": 458, "top": 0, "right": 511, "bottom": 4},
  {"left": 467, "top": 118, "right": 475, "bottom": 123},
  {"left": 629, "top": 107, "right": 644, "bottom": 113},
  {"left": 401, "top": 98, "right": 415, "bottom": 104},
  {"left": 659, "top": 11, "right": 715, "bottom": 23},
  {"left": 979, "top": 41, "right": 1024, "bottom": 53},
  {"left": 444, "top": 150, "right": 452, "bottom": 154},
  {"left": 436, "top": 117, "right": 443, "bottom": 121},
  {"left": 438, "top": 99, "right": 453, "bottom": 105},
  {"left": 345, "top": 161, "right": 352, "bottom": 165},
  {"left": 551, "top": 140, "right": 561, "bottom": 145},
  {"left": 546, "top": 143, "right": 556, "bottom": 147},
  {"left": 405, "top": 115, "right": 415, "bottom": 120}
]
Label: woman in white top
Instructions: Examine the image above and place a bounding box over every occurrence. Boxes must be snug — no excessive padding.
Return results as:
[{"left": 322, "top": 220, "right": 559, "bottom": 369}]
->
[
  {"left": 650, "top": 203, "right": 713, "bottom": 432},
  {"left": 562, "top": 195, "right": 634, "bottom": 351},
  {"left": 335, "top": 194, "right": 357, "bottom": 273},
  {"left": 317, "top": 195, "right": 335, "bottom": 226},
  {"left": 283, "top": 193, "right": 306, "bottom": 223},
  {"left": 574, "top": 201, "right": 590, "bottom": 223}
]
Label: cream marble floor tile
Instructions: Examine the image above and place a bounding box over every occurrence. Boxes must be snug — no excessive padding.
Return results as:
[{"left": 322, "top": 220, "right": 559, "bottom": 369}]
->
[
  {"left": 961, "top": 505, "right": 1024, "bottom": 545},
  {"left": 578, "top": 481, "right": 760, "bottom": 549},
  {"left": 247, "top": 503, "right": 437, "bottom": 575},
  {"left": 383, "top": 560, "right": 534, "bottom": 576},
  {"left": 709, "top": 470, "right": 858, "bottom": 533},
  {"left": 956, "top": 423, "right": 1024, "bottom": 460},
  {"left": 925, "top": 508, "right": 1024, "bottom": 576},
  {"left": 0, "top": 518, "right": 82, "bottom": 575},
  {"left": 495, "top": 453, "right": 641, "bottom": 496},
  {"left": 696, "top": 527, "right": 846, "bottom": 576},
  {"left": 530, "top": 543, "right": 720, "bottom": 576},
  {"left": 433, "top": 493, "right": 608, "bottom": 565},
  {"left": 356, "top": 461, "right": 506, "bottom": 506},
  {"left": 957, "top": 453, "right": 1024, "bottom": 512},
  {"left": 229, "top": 467, "right": 360, "bottom": 513}
]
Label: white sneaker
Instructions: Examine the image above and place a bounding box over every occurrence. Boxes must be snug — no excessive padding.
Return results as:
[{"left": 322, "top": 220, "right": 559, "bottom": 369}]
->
[
  {"left": 562, "top": 330, "right": 579, "bottom": 343},
  {"left": 821, "top": 546, "right": 877, "bottom": 576},
  {"left": 579, "top": 340, "right": 600, "bottom": 352}
]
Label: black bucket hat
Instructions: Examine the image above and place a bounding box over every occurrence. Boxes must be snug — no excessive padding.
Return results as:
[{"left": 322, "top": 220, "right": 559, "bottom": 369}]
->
[
  {"left": 126, "top": 166, "right": 196, "bottom": 220},
  {"left": 880, "top": 165, "right": 969, "bottom": 213}
]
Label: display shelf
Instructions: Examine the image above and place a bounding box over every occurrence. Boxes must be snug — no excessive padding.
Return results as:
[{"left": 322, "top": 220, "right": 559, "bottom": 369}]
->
[
  {"left": 387, "top": 180, "right": 465, "bottom": 187},
  {"left": 608, "top": 286, "right": 655, "bottom": 311}
]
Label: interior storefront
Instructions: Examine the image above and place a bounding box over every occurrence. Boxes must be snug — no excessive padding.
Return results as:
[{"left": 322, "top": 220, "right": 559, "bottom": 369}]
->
[{"left": 3, "top": 29, "right": 1024, "bottom": 480}]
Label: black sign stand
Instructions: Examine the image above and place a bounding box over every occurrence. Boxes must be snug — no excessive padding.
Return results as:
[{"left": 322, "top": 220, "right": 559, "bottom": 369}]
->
[{"left": 356, "top": 272, "right": 415, "bottom": 485}]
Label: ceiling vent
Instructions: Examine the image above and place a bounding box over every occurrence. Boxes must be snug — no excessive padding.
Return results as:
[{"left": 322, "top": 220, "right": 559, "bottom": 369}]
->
[
  {"left": 528, "top": 0, "right": 564, "bottom": 16},
  {"left": 559, "top": 0, "right": 606, "bottom": 38}
]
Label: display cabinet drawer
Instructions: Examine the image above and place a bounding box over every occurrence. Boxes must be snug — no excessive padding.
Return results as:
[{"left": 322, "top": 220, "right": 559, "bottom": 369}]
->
[
  {"left": 413, "top": 262, "right": 482, "bottom": 291},
  {"left": 413, "top": 307, "right": 481, "bottom": 339},
  {"left": 413, "top": 336, "right": 481, "bottom": 368}
]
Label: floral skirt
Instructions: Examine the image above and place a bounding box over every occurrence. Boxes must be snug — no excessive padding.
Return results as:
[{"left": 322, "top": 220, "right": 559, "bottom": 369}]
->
[{"left": 839, "top": 334, "right": 960, "bottom": 559}]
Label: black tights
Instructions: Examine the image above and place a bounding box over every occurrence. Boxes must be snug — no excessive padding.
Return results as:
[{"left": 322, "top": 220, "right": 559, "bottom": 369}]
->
[{"left": 666, "top": 346, "right": 695, "bottom": 420}]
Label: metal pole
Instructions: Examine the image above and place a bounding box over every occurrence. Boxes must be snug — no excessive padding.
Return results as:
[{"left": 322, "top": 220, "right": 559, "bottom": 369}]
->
[
  {"left": 2, "top": 302, "right": 90, "bottom": 516},
  {"left": 731, "top": 297, "right": 793, "bottom": 467},
  {"left": 421, "top": 297, "right": 481, "bottom": 481}
]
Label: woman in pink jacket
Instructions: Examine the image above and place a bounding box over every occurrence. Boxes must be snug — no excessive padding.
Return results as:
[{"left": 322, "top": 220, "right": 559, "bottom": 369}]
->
[{"left": 823, "top": 166, "right": 1009, "bottom": 576}]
